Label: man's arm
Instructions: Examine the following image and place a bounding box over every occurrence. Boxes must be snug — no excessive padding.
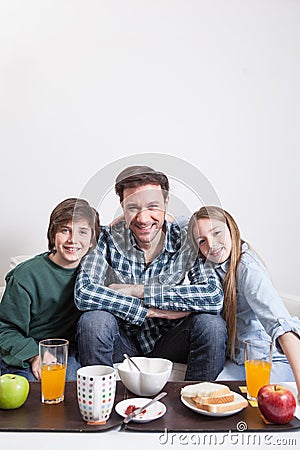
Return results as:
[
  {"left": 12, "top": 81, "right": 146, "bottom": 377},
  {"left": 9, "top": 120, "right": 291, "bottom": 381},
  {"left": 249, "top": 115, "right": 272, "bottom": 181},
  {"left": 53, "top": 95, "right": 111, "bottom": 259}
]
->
[
  {"left": 109, "top": 260, "right": 223, "bottom": 313},
  {"left": 108, "top": 284, "right": 191, "bottom": 319},
  {"left": 143, "top": 259, "right": 223, "bottom": 312},
  {"left": 74, "top": 247, "right": 148, "bottom": 326},
  {"left": 109, "top": 283, "right": 144, "bottom": 298},
  {"left": 146, "top": 307, "right": 191, "bottom": 320}
]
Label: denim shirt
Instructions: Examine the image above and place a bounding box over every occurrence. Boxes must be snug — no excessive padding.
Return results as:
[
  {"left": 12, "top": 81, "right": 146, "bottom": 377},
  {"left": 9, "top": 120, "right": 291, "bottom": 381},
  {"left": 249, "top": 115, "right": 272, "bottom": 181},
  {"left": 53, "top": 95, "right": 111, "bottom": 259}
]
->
[{"left": 215, "top": 243, "right": 300, "bottom": 364}]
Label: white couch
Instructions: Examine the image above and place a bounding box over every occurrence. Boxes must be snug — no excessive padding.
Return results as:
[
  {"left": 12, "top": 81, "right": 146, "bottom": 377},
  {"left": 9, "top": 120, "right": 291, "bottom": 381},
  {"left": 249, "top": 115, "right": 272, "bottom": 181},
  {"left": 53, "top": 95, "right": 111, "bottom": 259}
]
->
[
  {"left": 0, "top": 255, "right": 34, "bottom": 300},
  {"left": 1, "top": 255, "right": 300, "bottom": 381}
]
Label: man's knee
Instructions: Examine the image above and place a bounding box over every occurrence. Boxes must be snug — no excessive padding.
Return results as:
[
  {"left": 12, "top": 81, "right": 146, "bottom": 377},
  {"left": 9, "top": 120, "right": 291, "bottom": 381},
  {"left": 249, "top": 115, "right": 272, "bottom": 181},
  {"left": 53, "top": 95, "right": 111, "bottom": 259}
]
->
[
  {"left": 78, "top": 310, "right": 118, "bottom": 333},
  {"left": 191, "top": 313, "right": 227, "bottom": 343},
  {"left": 76, "top": 311, "right": 119, "bottom": 366}
]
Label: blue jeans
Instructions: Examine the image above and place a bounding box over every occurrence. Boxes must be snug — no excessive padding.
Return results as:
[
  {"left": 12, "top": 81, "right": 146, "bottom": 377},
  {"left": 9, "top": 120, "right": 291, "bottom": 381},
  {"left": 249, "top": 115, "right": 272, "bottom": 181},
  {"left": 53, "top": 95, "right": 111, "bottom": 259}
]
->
[
  {"left": 0, "top": 344, "right": 81, "bottom": 381},
  {"left": 76, "top": 311, "right": 227, "bottom": 381}
]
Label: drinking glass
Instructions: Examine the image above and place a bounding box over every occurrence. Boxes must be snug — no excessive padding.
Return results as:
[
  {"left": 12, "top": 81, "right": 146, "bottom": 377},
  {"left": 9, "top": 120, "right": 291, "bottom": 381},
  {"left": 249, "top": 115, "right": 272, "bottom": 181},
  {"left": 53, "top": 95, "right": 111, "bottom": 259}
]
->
[
  {"left": 244, "top": 338, "right": 273, "bottom": 401},
  {"left": 39, "top": 338, "right": 69, "bottom": 404}
]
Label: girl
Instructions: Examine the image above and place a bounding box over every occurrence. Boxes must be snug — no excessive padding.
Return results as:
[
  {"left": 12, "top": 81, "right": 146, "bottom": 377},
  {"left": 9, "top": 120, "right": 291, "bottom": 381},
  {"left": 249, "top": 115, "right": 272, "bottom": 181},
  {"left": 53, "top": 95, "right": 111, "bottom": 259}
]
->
[{"left": 188, "top": 205, "right": 300, "bottom": 402}]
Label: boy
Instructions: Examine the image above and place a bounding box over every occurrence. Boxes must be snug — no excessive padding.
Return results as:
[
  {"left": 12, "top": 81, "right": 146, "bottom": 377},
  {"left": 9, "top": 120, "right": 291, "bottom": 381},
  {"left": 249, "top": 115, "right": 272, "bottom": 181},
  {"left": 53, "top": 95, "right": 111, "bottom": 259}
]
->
[{"left": 0, "top": 198, "right": 99, "bottom": 380}]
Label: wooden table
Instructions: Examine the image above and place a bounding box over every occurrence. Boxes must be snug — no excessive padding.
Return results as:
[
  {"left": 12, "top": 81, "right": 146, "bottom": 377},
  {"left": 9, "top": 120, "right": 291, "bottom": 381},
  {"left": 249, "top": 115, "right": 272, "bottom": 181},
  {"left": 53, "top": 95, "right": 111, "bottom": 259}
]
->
[{"left": 0, "top": 380, "right": 299, "bottom": 433}]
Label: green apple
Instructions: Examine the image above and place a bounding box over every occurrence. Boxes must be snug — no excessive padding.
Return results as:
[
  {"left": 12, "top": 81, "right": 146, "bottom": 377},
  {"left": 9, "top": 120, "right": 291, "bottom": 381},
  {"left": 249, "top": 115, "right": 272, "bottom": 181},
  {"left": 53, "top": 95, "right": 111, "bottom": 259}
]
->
[{"left": 0, "top": 374, "right": 30, "bottom": 409}]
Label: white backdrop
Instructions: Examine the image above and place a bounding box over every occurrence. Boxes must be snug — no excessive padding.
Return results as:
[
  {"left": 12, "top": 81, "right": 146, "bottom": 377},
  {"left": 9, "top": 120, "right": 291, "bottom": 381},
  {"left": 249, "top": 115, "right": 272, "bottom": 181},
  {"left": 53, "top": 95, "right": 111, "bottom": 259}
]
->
[{"left": 0, "top": 0, "right": 299, "bottom": 300}]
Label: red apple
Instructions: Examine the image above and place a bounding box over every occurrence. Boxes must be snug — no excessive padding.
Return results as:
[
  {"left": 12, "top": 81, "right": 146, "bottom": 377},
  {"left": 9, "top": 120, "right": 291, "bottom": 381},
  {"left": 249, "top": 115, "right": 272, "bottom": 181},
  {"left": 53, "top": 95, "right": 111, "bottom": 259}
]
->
[{"left": 257, "top": 384, "right": 296, "bottom": 424}]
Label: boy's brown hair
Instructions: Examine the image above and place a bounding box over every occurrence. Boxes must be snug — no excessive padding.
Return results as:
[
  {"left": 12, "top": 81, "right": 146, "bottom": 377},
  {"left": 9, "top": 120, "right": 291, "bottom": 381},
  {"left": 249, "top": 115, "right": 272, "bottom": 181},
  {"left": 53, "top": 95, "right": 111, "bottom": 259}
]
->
[{"left": 47, "top": 198, "right": 100, "bottom": 252}]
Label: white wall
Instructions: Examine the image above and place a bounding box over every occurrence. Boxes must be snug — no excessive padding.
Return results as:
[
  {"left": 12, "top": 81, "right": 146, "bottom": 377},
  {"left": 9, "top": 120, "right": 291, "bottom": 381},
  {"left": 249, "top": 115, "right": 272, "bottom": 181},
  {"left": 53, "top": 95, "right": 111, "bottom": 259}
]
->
[{"left": 0, "top": 0, "right": 299, "bottom": 298}]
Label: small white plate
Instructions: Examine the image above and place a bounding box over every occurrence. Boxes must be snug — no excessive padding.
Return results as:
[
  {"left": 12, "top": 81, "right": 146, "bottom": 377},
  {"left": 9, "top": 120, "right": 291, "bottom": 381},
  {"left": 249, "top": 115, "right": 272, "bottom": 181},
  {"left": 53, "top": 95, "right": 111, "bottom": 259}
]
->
[
  {"left": 181, "top": 392, "right": 247, "bottom": 417},
  {"left": 115, "top": 397, "right": 167, "bottom": 423}
]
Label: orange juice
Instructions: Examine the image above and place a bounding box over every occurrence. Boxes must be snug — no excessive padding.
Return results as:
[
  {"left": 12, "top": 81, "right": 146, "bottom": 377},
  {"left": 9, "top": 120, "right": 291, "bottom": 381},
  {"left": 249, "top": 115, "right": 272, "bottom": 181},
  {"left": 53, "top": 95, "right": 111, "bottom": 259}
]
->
[
  {"left": 245, "top": 359, "right": 271, "bottom": 399},
  {"left": 41, "top": 363, "right": 67, "bottom": 402}
]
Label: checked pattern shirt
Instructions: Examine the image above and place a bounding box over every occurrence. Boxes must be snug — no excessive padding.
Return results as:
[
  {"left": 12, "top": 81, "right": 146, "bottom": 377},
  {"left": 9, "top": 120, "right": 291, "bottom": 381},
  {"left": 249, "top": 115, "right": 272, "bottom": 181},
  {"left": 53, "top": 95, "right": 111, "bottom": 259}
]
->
[{"left": 75, "top": 220, "right": 223, "bottom": 354}]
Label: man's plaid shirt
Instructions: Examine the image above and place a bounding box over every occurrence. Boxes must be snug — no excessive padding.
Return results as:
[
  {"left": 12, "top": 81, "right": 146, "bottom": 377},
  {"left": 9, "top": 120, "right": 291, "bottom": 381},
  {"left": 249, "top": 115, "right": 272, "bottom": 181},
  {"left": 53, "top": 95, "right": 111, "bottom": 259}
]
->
[{"left": 75, "top": 220, "right": 223, "bottom": 354}]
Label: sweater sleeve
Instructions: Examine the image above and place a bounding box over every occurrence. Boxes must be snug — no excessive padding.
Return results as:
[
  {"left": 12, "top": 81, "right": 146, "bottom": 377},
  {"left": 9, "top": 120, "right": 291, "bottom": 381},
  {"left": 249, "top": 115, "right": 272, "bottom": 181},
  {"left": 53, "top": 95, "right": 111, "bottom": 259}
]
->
[{"left": 0, "top": 276, "right": 39, "bottom": 368}]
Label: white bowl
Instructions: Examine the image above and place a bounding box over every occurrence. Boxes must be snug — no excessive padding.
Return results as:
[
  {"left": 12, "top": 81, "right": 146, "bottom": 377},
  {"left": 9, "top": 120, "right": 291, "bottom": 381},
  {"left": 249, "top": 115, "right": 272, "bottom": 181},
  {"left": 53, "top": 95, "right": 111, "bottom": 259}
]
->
[{"left": 117, "top": 357, "right": 173, "bottom": 396}]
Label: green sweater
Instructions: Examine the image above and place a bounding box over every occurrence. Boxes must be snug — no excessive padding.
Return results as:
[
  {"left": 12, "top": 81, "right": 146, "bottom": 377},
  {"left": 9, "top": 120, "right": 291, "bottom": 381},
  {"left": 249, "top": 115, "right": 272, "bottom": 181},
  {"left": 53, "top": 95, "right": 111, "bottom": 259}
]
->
[{"left": 0, "top": 253, "right": 81, "bottom": 368}]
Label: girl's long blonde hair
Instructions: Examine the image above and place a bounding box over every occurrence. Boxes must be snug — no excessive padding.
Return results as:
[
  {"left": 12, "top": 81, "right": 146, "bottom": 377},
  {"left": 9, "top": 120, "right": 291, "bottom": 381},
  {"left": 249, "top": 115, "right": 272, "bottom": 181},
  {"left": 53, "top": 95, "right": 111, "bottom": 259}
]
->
[{"left": 188, "top": 206, "right": 244, "bottom": 360}]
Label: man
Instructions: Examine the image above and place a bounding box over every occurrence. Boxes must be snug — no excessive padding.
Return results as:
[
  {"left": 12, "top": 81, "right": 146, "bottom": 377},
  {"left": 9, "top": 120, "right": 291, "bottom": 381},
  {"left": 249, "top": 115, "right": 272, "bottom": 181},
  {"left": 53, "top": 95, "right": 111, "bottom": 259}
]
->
[
  {"left": 75, "top": 166, "right": 227, "bottom": 380},
  {"left": 0, "top": 198, "right": 100, "bottom": 381}
]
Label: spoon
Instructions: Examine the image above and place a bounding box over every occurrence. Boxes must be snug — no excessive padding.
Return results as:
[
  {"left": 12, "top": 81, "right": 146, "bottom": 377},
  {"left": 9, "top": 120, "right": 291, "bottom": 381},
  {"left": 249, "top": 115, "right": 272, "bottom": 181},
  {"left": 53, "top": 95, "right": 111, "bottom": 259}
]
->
[{"left": 123, "top": 353, "right": 141, "bottom": 372}]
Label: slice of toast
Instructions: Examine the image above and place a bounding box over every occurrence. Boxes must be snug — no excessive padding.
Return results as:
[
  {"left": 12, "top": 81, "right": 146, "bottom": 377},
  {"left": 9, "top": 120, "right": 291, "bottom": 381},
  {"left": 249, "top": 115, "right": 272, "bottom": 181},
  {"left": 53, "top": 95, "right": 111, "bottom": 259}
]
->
[
  {"left": 193, "top": 392, "right": 235, "bottom": 405},
  {"left": 195, "top": 393, "right": 248, "bottom": 413},
  {"left": 181, "top": 382, "right": 230, "bottom": 399}
]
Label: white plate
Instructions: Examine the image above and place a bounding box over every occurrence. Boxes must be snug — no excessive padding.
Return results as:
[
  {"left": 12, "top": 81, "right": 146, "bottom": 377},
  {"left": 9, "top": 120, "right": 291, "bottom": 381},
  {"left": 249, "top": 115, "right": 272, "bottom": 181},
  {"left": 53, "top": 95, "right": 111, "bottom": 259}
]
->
[
  {"left": 181, "top": 392, "right": 247, "bottom": 417},
  {"left": 115, "top": 397, "right": 167, "bottom": 423}
]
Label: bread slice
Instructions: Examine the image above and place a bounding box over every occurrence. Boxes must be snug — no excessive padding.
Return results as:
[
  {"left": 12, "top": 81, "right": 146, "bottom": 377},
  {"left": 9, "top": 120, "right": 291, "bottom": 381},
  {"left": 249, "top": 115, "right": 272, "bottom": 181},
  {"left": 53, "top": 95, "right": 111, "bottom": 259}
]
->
[
  {"left": 193, "top": 392, "right": 235, "bottom": 405},
  {"left": 181, "top": 382, "right": 230, "bottom": 399},
  {"left": 195, "top": 394, "right": 248, "bottom": 413}
]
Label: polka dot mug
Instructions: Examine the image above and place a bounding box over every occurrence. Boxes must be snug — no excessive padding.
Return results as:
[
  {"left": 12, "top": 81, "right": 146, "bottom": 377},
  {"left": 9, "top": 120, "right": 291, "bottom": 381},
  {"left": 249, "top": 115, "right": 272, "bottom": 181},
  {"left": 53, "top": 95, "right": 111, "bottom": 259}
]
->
[{"left": 77, "top": 365, "right": 116, "bottom": 425}]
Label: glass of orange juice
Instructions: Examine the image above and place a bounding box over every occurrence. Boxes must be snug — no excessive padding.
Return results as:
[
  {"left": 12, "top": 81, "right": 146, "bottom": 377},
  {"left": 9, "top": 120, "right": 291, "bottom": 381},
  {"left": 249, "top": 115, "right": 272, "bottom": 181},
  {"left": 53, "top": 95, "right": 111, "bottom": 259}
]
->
[
  {"left": 39, "top": 339, "right": 69, "bottom": 404},
  {"left": 244, "top": 338, "right": 273, "bottom": 401}
]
